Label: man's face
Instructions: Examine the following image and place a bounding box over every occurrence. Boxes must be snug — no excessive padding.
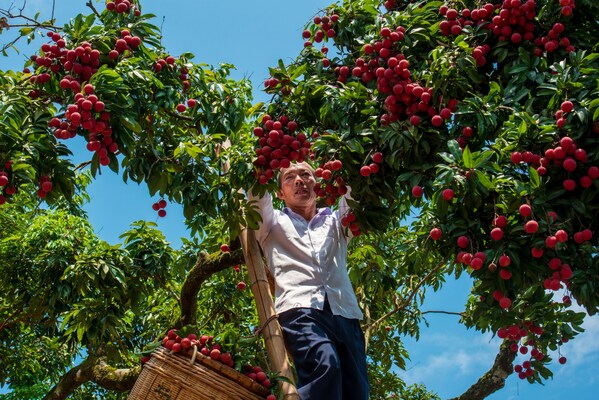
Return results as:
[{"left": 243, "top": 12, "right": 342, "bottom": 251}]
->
[{"left": 276, "top": 163, "right": 317, "bottom": 208}]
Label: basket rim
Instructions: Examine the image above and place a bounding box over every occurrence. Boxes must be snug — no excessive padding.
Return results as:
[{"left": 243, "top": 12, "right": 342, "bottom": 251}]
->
[{"left": 152, "top": 345, "right": 271, "bottom": 396}]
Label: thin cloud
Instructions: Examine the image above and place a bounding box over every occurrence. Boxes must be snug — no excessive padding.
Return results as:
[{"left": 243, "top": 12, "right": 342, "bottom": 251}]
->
[
  {"left": 551, "top": 316, "right": 599, "bottom": 387},
  {"left": 400, "top": 330, "right": 500, "bottom": 392},
  {"left": 400, "top": 312, "right": 599, "bottom": 399}
]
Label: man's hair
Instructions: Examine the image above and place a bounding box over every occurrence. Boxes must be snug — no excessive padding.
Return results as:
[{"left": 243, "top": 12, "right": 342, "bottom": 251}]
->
[{"left": 277, "top": 161, "right": 315, "bottom": 188}]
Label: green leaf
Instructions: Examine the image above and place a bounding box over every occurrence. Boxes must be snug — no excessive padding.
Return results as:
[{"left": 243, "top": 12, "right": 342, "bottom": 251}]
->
[
  {"left": 447, "top": 139, "right": 462, "bottom": 161},
  {"left": 462, "top": 146, "right": 473, "bottom": 169},
  {"left": 19, "top": 27, "right": 35, "bottom": 35},
  {"left": 475, "top": 171, "right": 494, "bottom": 189},
  {"left": 529, "top": 166, "right": 540, "bottom": 189},
  {"left": 77, "top": 326, "right": 85, "bottom": 342},
  {"left": 120, "top": 114, "right": 142, "bottom": 133}
]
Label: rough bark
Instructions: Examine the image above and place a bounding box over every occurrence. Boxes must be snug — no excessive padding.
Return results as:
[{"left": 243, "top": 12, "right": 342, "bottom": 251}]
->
[
  {"left": 179, "top": 239, "right": 245, "bottom": 326},
  {"left": 43, "top": 355, "right": 141, "bottom": 400},
  {"left": 449, "top": 341, "right": 516, "bottom": 400}
]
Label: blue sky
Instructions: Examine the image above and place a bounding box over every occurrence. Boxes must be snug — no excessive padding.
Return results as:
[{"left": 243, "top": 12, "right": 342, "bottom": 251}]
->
[{"left": 2, "top": 1, "right": 598, "bottom": 399}]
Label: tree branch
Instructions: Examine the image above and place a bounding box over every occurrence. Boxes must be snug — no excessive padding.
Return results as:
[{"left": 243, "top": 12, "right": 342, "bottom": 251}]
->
[
  {"left": 179, "top": 238, "right": 245, "bottom": 326},
  {"left": 0, "top": 3, "right": 60, "bottom": 54},
  {"left": 90, "top": 359, "right": 141, "bottom": 391},
  {"left": 449, "top": 341, "right": 516, "bottom": 400},
  {"left": 84, "top": 1, "right": 102, "bottom": 19},
  {"left": 43, "top": 355, "right": 141, "bottom": 400},
  {"left": 0, "top": 5, "right": 60, "bottom": 28},
  {"left": 421, "top": 310, "right": 464, "bottom": 317}
]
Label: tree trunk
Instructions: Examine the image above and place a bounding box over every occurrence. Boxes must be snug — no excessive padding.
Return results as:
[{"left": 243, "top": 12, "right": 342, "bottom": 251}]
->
[
  {"left": 180, "top": 247, "right": 245, "bottom": 325},
  {"left": 449, "top": 341, "right": 516, "bottom": 400},
  {"left": 43, "top": 356, "right": 141, "bottom": 400}
]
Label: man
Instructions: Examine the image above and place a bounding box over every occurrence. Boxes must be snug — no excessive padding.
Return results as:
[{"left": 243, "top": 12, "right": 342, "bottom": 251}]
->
[{"left": 248, "top": 161, "right": 369, "bottom": 400}]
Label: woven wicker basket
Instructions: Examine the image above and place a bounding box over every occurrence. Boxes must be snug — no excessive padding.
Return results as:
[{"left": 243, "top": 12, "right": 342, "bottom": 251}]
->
[{"left": 128, "top": 345, "right": 271, "bottom": 400}]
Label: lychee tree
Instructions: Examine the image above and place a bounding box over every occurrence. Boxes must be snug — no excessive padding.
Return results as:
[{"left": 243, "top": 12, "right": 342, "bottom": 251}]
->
[
  {"left": 261, "top": 0, "right": 599, "bottom": 397},
  {"left": 1, "top": 0, "right": 598, "bottom": 400}
]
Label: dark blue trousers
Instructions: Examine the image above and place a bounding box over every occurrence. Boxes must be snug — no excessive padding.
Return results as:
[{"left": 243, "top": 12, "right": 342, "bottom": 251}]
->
[{"left": 278, "top": 300, "right": 369, "bottom": 400}]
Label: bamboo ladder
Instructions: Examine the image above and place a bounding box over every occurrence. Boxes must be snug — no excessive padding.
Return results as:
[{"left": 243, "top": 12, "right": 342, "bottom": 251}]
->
[
  {"left": 224, "top": 140, "right": 299, "bottom": 399},
  {"left": 239, "top": 228, "right": 299, "bottom": 399}
]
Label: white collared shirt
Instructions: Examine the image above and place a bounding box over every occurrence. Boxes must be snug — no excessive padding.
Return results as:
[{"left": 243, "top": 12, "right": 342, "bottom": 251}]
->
[{"left": 249, "top": 191, "right": 363, "bottom": 320}]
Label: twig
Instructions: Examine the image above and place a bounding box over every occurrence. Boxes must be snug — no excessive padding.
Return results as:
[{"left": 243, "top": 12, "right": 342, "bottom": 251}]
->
[
  {"left": 84, "top": 1, "right": 102, "bottom": 19},
  {"left": 0, "top": 4, "right": 61, "bottom": 54},
  {"left": 365, "top": 261, "right": 446, "bottom": 331},
  {"left": 421, "top": 310, "right": 464, "bottom": 316}
]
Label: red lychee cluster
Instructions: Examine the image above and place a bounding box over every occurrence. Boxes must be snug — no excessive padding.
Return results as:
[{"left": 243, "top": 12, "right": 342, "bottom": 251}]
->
[
  {"left": 496, "top": 321, "right": 549, "bottom": 379},
  {"left": 230, "top": 263, "right": 246, "bottom": 291},
  {"left": 453, "top": 233, "right": 487, "bottom": 272},
  {"left": 49, "top": 84, "right": 117, "bottom": 166},
  {"left": 151, "top": 198, "right": 167, "bottom": 217},
  {"left": 455, "top": 125, "right": 476, "bottom": 148},
  {"left": 438, "top": 3, "right": 495, "bottom": 37},
  {"left": 471, "top": 43, "right": 492, "bottom": 67},
  {"left": 263, "top": 73, "right": 293, "bottom": 97},
  {"left": 494, "top": 206, "right": 568, "bottom": 292},
  {"left": 27, "top": 27, "right": 142, "bottom": 102},
  {"left": 430, "top": 191, "right": 594, "bottom": 312},
  {"left": 489, "top": 0, "right": 537, "bottom": 44},
  {"left": 311, "top": 159, "right": 365, "bottom": 236},
  {"left": 501, "top": 204, "right": 588, "bottom": 294},
  {"left": 554, "top": 100, "right": 574, "bottom": 130},
  {"left": 153, "top": 54, "right": 176, "bottom": 73},
  {"left": 541, "top": 137, "right": 595, "bottom": 191},
  {"left": 336, "top": 25, "right": 458, "bottom": 127},
  {"left": 105, "top": 0, "right": 140, "bottom": 16},
  {"left": 26, "top": 29, "right": 148, "bottom": 168},
  {"left": 559, "top": 0, "right": 576, "bottom": 17},
  {"left": 176, "top": 98, "right": 196, "bottom": 113},
  {"left": 296, "top": 13, "right": 337, "bottom": 77},
  {"left": 543, "top": 254, "right": 573, "bottom": 291},
  {"left": 438, "top": 1, "right": 576, "bottom": 62},
  {"left": 36, "top": 175, "right": 54, "bottom": 199},
  {"left": 29, "top": 36, "right": 101, "bottom": 94},
  {"left": 109, "top": 29, "right": 143, "bottom": 60},
  {"left": 252, "top": 115, "right": 312, "bottom": 185},
  {"left": 533, "top": 22, "right": 575, "bottom": 56},
  {"left": 511, "top": 133, "right": 599, "bottom": 193},
  {"left": 179, "top": 65, "right": 191, "bottom": 92},
  {"left": 0, "top": 162, "right": 17, "bottom": 205},
  {"left": 314, "top": 159, "right": 348, "bottom": 206},
  {"left": 457, "top": 249, "right": 488, "bottom": 272},
  {"left": 497, "top": 253, "right": 515, "bottom": 281},
  {"left": 302, "top": 13, "right": 340, "bottom": 48},
  {"left": 493, "top": 288, "right": 513, "bottom": 310},
  {"left": 382, "top": 0, "right": 401, "bottom": 11},
  {"left": 359, "top": 151, "right": 383, "bottom": 177},
  {"left": 160, "top": 329, "right": 234, "bottom": 367},
  {"left": 242, "top": 365, "right": 273, "bottom": 390},
  {"left": 340, "top": 210, "right": 362, "bottom": 237},
  {"left": 153, "top": 56, "right": 192, "bottom": 101}
]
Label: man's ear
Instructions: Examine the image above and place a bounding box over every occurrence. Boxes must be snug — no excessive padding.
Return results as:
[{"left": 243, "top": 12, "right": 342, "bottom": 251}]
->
[{"left": 275, "top": 190, "right": 284, "bottom": 200}]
